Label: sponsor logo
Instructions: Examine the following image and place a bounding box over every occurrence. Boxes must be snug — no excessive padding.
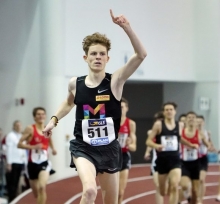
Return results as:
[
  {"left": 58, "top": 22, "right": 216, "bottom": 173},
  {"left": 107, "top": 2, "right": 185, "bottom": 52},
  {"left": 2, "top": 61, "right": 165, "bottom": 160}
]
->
[
  {"left": 98, "top": 89, "right": 108, "bottom": 93},
  {"left": 96, "top": 95, "right": 110, "bottom": 101},
  {"left": 108, "top": 168, "right": 117, "bottom": 171},
  {"left": 90, "top": 137, "right": 109, "bottom": 146},
  {"left": 83, "top": 104, "right": 105, "bottom": 119},
  {"left": 88, "top": 119, "right": 106, "bottom": 127}
]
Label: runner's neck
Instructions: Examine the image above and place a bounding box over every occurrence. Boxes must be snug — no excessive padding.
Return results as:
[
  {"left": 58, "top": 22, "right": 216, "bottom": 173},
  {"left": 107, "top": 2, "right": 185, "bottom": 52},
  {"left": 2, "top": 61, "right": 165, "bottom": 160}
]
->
[{"left": 86, "top": 70, "right": 106, "bottom": 87}]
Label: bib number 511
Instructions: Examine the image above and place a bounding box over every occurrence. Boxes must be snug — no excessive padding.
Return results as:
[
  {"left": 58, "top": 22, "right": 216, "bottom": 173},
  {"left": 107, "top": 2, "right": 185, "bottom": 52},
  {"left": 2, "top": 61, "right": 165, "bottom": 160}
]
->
[{"left": 88, "top": 127, "right": 108, "bottom": 138}]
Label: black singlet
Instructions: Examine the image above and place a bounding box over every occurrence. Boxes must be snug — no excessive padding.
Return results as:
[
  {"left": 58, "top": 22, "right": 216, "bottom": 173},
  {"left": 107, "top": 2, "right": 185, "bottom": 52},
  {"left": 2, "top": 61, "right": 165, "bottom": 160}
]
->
[
  {"left": 73, "top": 73, "right": 121, "bottom": 145},
  {"left": 155, "top": 120, "right": 180, "bottom": 157}
]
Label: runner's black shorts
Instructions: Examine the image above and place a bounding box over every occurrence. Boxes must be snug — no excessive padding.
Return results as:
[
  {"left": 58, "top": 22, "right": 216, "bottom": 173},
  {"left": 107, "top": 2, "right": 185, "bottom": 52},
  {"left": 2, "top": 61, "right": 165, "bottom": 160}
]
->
[
  {"left": 121, "top": 152, "right": 131, "bottom": 171},
  {"left": 69, "top": 138, "right": 122, "bottom": 174},
  {"left": 156, "top": 155, "right": 181, "bottom": 174},
  {"left": 199, "top": 155, "right": 208, "bottom": 171},
  {"left": 27, "top": 161, "right": 51, "bottom": 180},
  {"left": 181, "top": 159, "right": 200, "bottom": 180}
]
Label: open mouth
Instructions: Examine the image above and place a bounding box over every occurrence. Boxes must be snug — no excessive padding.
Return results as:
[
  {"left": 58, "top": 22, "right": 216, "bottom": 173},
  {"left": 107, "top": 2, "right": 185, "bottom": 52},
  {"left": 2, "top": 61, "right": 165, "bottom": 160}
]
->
[{"left": 95, "top": 62, "right": 101, "bottom": 65}]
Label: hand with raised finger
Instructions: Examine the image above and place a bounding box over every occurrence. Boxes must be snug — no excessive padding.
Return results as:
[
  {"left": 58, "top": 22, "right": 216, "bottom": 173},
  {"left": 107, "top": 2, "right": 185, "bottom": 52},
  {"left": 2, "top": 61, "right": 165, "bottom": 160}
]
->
[{"left": 110, "top": 9, "right": 130, "bottom": 29}]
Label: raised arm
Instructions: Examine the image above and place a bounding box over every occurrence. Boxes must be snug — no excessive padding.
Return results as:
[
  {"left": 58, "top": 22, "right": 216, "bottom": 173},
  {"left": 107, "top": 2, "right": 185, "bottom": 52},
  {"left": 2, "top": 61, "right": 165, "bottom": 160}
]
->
[
  {"left": 110, "top": 9, "right": 147, "bottom": 99},
  {"left": 43, "top": 77, "right": 76, "bottom": 137},
  {"left": 127, "top": 120, "right": 137, "bottom": 152}
]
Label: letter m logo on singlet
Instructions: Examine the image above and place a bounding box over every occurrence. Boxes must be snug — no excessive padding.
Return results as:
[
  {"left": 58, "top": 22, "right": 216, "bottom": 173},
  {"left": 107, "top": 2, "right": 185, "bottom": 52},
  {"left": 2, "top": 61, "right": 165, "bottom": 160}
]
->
[{"left": 83, "top": 104, "right": 106, "bottom": 119}]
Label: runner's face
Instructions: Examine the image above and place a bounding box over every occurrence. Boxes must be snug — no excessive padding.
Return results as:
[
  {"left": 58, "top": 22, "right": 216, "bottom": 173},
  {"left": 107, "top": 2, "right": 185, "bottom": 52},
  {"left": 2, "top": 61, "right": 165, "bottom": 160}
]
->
[
  {"left": 179, "top": 116, "right": 186, "bottom": 124},
  {"left": 34, "top": 110, "right": 46, "bottom": 124},
  {"left": 196, "top": 118, "right": 204, "bottom": 129},
  {"left": 186, "top": 114, "right": 196, "bottom": 127},
  {"left": 121, "top": 102, "right": 128, "bottom": 117},
  {"left": 84, "top": 44, "right": 109, "bottom": 72},
  {"left": 163, "top": 105, "right": 176, "bottom": 119}
]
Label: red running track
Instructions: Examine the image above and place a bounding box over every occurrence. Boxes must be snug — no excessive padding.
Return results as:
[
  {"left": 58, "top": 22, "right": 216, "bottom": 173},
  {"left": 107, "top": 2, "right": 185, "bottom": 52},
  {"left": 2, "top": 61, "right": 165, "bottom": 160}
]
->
[{"left": 12, "top": 164, "right": 220, "bottom": 204}]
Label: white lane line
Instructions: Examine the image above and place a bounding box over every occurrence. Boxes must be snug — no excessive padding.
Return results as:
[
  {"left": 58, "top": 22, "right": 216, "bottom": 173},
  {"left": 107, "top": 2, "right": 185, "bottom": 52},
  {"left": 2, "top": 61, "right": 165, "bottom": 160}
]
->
[
  {"left": 122, "top": 183, "right": 219, "bottom": 203},
  {"left": 10, "top": 174, "right": 77, "bottom": 204},
  {"left": 182, "top": 195, "right": 217, "bottom": 204},
  {"left": 131, "top": 163, "right": 150, "bottom": 167},
  {"left": 64, "top": 176, "right": 153, "bottom": 204},
  {"left": 12, "top": 163, "right": 220, "bottom": 204},
  {"left": 122, "top": 190, "right": 156, "bottom": 204},
  {"left": 64, "top": 186, "right": 101, "bottom": 204},
  {"left": 207, "top": 171, "right": 220, "bottom": 175}
]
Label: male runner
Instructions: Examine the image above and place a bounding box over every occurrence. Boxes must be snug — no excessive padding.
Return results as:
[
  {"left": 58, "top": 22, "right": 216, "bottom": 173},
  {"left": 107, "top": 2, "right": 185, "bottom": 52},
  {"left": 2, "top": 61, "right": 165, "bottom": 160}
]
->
[
  {"left": 118, "top": 97, "right": 137, "bottom": 204},
  {"left": 42, "top": 10, "right": 146, "bottom": 204},
  {"left": 144, "top": 111, "right": 164, "bottom": 204},
  {"left": 197, "top": 115, "right": 216, "bottom": 203},
  {"left": 147, "top": 102, "right": 198, "bottom": 204},
  {"left": 18, "top": 107, "right": 57, "bottom": 204},
  {"left": 179, "top": 112, "right": 210, "bottom": 204},
  {"left": 179, "top": 114, "right": 186, "bottom": 127}
]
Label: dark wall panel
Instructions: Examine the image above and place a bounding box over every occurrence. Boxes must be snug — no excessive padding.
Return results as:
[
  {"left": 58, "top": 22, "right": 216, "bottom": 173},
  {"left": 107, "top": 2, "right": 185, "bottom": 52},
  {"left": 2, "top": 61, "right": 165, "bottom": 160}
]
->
[{"left": 122, "top": 82, "right": 163, "bottom": 164}]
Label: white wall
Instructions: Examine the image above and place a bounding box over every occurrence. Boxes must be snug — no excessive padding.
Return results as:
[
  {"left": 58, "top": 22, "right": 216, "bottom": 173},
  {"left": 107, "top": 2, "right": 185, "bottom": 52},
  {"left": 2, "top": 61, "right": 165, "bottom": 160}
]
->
[
  {"left": 0, "top": 1, "right": 41, "bottom": 133},
  {"left": 193, "top": 0, "right": 220, "bottom": 81},
  {"left": 64, "top": 0, "right": 195, "bottom": 82}
]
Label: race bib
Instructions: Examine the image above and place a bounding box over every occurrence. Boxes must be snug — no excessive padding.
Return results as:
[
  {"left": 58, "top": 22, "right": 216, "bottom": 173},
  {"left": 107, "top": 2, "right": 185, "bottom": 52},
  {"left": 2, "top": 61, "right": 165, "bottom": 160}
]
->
[
  {"left": 161, "top": 135, "right": 178, "bottom": 151},
  {"left": 82, "top": 117, "right": 115, "bottom": 146},
  {"left": 31, "top": 149, "right": 48, "bottom": 164},
  {"left": 118, "top": 133, "right": 128, "bottom": 148},
  {"left": 183, "top": 148, "right": 198, "bottom": 161}
]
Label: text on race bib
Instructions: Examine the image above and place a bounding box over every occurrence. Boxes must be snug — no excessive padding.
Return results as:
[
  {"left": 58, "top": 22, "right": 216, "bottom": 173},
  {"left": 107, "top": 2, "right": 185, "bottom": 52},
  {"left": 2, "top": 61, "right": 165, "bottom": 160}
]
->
[
  {"left": 183, "top": 148, "right": 198, "bottom": 161},
  {"left": 82, "top": 118, "right": 115, "bottom": 146},
  {"left": 31, "top": 149, "right": 48, "bottom": 164},
  {"left": 161, "top": 135, "right": 178, "bottom": 151}
]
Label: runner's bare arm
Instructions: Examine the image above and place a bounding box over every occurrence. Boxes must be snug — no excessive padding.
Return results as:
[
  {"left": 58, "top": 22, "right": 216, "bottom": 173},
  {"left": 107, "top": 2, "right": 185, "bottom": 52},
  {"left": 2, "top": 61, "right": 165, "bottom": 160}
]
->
[
  {"left": 146, "top": 121, "right": 163, "bottom": 151},
  {"left": 53, "top": 77, "right": 76, "bottom": 120},
  {"left": 200, "top": 132, "right": 210, "bottom": 149},
  {"left": 49, "top": 138, "right": 57, "bottom": 155},
  {"left": 207, "top": 131, "right": 218, "bottom": 152},
  {"left": 43, "top": 77, "right": 76, "bottom": 136},
  {"left": 180, "top": 136, "right": 198, "bottom": 149},
  {"left": 17, "top": 126, "right": 40, "bottom": 150},
  {"left": 110, "top": 9, "right": 147, "bottom": 100},
  {"left": 144, "top": 130, "right": 153, "bottom": 160},
  {"left": 127, "top": 120, "right": 137, "bottom": 152}
]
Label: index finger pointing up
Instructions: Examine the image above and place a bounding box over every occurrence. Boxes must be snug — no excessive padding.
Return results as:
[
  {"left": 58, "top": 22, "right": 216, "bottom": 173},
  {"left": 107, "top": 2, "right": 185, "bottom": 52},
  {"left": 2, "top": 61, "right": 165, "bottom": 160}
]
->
[{"left": 110, "top": 9, "right": 115, "bottom": 19}]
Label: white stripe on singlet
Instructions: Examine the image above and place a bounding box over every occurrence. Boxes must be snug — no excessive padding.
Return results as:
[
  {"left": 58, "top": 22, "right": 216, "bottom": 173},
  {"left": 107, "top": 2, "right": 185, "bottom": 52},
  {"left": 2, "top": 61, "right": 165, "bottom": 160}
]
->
[{"left": 150, "top": 148, "right": 157, "bottom": 173}]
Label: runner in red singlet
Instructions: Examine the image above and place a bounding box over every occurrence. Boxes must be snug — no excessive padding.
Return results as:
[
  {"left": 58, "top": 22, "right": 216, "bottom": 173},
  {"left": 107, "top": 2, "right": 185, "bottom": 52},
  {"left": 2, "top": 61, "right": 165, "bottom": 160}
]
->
[
  {"left": 118, "top": 97, "right": 137, "bottom": 204},
  {"left": 18, "top": 107, "right": 57, "bottom": 204},
  {"left": 179, "top": 111, "right": 210, "bottom": 204}
]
